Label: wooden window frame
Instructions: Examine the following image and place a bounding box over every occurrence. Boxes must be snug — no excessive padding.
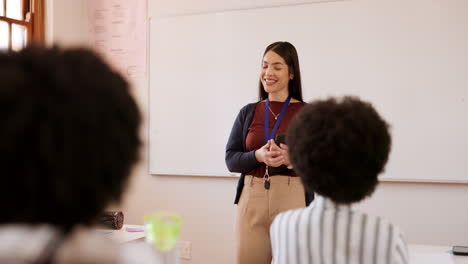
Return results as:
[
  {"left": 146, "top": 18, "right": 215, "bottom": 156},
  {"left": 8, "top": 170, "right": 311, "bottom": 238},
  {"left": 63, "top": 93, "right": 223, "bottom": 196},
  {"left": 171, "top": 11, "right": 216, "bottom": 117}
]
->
[{"left": 0, "top": 0, "right": 45, "bottom": 50}]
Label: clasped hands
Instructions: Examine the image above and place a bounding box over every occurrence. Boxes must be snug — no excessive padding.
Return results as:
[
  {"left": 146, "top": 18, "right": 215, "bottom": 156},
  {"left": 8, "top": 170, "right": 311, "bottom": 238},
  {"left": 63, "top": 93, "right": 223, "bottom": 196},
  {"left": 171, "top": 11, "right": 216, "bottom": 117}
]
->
[{"left": 255, "top": 139, "right": 292, "bottom": 169}]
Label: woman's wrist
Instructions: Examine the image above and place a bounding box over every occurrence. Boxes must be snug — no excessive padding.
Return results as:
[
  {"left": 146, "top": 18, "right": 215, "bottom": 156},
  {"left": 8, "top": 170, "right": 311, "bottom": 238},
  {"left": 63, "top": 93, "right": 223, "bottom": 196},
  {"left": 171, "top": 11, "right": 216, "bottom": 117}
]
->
[{"left": 254, "top": 149, "right": 264, "bottom": 163}]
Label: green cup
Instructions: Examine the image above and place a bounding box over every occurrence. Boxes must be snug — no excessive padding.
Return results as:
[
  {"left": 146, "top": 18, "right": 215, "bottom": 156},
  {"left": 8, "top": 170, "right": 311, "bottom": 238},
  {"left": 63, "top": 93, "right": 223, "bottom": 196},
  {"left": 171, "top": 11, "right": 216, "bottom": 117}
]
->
[{"left": 144, "top": 213, "right": 182, "bottom": 252}]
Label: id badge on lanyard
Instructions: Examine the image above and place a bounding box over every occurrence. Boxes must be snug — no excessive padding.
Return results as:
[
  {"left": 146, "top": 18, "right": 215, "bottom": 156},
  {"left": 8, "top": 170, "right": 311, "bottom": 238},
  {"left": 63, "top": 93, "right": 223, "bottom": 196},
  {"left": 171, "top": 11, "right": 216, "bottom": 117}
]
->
[{"left": 263, "top": 96, "right": 291, "bottom": 189}]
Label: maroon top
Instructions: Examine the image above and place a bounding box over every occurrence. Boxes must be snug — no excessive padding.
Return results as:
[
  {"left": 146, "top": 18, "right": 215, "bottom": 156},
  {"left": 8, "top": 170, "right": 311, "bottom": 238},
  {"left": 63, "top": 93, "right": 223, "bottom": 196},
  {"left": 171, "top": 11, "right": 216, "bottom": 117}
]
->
[{"left": 246, "top": 101, "right": 305, "bottom": 178}]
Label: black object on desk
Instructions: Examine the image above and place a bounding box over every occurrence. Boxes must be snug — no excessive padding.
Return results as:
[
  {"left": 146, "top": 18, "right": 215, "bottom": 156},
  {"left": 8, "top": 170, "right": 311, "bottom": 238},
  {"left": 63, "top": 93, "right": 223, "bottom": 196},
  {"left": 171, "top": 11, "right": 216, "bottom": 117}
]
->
[{"left": 453, "top": 246, "right": 468, "bottom": 256}]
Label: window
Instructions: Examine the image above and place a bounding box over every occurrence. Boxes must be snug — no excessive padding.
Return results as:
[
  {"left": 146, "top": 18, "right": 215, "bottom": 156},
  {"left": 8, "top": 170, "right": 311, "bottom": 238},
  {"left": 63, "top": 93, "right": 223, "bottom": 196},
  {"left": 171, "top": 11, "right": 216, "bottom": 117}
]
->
[{"left": 0, "top": 0, "right": 44, "bottom": 51}]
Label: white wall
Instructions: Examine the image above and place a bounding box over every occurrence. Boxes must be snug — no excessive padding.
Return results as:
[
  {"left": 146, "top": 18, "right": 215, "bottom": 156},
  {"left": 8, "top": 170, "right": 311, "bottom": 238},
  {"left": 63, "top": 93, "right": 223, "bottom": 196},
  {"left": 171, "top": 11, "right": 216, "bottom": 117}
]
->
[
  {"left": 47, "top": 1, "right": 468, "bottom": 263},
  {"left": 45, "top": 0, "right": 89, "bottom": 46}
]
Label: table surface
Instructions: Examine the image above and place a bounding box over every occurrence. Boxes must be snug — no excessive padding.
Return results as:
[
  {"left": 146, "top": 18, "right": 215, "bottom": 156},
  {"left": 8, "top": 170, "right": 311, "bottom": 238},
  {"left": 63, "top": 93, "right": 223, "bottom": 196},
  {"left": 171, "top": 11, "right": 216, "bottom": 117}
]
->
[
  {"left": 96, "top": 224, "right": 146, "bottom": 243},
  {"left": 409, "top": 244, "right": 468, "bottom": 264},
  {"left": 98, "top": 226, "right": 468, "bottom": 264}
]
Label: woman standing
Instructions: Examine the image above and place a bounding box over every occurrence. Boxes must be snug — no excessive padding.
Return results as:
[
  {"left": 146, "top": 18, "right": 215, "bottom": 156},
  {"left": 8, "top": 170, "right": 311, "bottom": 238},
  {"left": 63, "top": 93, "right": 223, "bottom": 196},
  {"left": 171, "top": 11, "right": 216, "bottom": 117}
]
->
[{"left": 226, "top": 41, "right": 313, "bottom": 264}]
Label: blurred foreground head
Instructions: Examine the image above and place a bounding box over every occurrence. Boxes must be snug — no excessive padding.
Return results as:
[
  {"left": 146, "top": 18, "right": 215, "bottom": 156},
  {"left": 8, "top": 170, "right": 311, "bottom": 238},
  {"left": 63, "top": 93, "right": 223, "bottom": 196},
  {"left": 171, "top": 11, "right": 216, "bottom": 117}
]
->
[{"left": 0, "top": 45, "right": 141, "bottom": 230}]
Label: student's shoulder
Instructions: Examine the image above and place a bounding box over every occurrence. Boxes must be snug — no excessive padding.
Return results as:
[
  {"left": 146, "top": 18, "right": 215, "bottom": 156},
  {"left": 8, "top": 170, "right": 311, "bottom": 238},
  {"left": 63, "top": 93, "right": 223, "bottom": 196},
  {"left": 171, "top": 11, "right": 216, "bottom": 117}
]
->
[
  {"left": 360, "top": 211, "right": 407, "bottom": 239},
  {"left": 365, "top": 213, "right": 398, "bottom": 227},
  {"left": 364, "top": 214, "right": 409, "bottom": 262},
  {"left": 271, "top": 207, "right": 308, "bottom": 229}
]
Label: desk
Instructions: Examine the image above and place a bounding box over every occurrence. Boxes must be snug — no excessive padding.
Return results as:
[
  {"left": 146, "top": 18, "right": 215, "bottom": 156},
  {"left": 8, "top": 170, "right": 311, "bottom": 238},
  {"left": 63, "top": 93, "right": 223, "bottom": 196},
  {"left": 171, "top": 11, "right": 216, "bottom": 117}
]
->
[
  {"left": 96, "top": 230, "right": 468, "bottom": 263},
  {"left": 97, "top": 225, "right": 179, "bottom": 263},
  {"left": 97, "top": 224, "right": 145, "bottom": 243},
  {"left": 410, "top": 244, "right": 468, "bottom": 264}
]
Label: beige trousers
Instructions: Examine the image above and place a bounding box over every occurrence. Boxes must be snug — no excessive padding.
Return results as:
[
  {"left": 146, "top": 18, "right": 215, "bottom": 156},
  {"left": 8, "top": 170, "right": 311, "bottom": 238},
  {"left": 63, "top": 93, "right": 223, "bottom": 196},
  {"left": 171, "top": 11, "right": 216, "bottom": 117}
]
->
[{"left": 235, "top": 175, "right": 306, "bottom": 264}]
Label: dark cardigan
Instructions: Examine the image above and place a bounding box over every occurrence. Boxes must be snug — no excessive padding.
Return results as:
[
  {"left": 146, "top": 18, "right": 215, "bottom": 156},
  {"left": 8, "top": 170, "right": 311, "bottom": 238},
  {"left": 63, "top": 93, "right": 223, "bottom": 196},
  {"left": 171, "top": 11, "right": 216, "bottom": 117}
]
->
[{"left": 225, "top": 102, "right": 314, "bottom": 205}]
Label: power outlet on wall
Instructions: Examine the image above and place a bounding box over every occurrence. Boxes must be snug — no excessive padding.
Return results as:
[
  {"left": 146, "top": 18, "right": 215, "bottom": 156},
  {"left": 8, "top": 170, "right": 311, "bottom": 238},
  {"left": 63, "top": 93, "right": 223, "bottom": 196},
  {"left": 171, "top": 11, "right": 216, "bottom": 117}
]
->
[{"left": 179, "top": 240, "right": 192, "bottom": 260}]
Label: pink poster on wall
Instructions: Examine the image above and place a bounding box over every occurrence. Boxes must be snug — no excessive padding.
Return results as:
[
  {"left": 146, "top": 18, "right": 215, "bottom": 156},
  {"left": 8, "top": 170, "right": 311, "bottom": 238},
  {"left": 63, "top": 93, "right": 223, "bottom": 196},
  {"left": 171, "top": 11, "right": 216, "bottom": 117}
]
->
[{"left": 88, "top": 0, "right": 147, "bottom": 79}]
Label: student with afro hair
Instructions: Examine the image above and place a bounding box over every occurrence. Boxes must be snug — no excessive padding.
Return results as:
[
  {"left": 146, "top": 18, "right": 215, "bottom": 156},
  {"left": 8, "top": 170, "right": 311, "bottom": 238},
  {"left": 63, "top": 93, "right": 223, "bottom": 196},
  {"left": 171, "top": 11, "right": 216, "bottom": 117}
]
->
[
  {"left": 270, "top": 96, "right": 409, "bottom": 264},
  {"left": 0, "top": 46, "right": 160, "bottom": 263}
]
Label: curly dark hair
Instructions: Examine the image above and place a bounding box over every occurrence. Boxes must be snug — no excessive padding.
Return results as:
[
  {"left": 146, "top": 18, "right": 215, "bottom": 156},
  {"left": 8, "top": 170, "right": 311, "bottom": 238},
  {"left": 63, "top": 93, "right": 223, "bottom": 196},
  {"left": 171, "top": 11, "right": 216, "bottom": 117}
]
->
[
  {"left": 0, "top": 46, "right": 141, "bottom": 230},
  {"left": 287, "top": 96, "right": 391, "bottom": 204}
]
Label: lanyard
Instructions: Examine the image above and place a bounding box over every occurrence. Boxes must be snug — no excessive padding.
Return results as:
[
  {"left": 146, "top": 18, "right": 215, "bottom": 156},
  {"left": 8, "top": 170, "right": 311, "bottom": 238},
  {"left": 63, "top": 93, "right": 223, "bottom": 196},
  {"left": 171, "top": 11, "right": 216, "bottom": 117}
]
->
[{"left": 264, "top": 96, "right": 291, "bottom": 144}]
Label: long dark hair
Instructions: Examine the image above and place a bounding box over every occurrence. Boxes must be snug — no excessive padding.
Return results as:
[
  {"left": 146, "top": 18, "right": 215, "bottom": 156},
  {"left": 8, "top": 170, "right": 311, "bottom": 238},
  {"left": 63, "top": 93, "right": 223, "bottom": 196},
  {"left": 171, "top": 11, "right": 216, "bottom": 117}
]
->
[{"left": 258, "top": 41, "right": 303, "bottom": 102}]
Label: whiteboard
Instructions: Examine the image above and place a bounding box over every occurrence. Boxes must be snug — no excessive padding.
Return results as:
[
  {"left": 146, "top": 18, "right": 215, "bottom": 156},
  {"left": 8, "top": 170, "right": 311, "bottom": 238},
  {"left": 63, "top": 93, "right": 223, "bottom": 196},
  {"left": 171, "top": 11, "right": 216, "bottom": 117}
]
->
[{"left": 149, "top": 0, "right": 468, "bottom": 182}]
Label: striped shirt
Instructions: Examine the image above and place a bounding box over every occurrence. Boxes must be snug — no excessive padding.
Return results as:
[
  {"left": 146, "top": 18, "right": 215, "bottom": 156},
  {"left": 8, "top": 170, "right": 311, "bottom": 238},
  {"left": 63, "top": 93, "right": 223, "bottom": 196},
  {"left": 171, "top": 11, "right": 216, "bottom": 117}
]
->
[{"left": 270, "top": 195, "right": 409, "bottom": 264}]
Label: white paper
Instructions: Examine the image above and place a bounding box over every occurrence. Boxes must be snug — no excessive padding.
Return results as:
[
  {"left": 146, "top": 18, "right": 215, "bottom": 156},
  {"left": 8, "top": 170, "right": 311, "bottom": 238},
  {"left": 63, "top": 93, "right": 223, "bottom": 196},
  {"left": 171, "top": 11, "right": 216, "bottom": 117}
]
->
[{"left": 88, "top": 0, "right": 147, "bottom": 79}]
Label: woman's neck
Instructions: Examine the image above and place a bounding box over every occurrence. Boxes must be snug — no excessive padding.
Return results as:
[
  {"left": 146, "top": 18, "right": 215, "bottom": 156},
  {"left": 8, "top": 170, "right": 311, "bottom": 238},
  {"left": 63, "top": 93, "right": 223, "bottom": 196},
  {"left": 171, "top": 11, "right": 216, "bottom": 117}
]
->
[{"left": 268, "top": 90, "right": 289, "bottom": 102}]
